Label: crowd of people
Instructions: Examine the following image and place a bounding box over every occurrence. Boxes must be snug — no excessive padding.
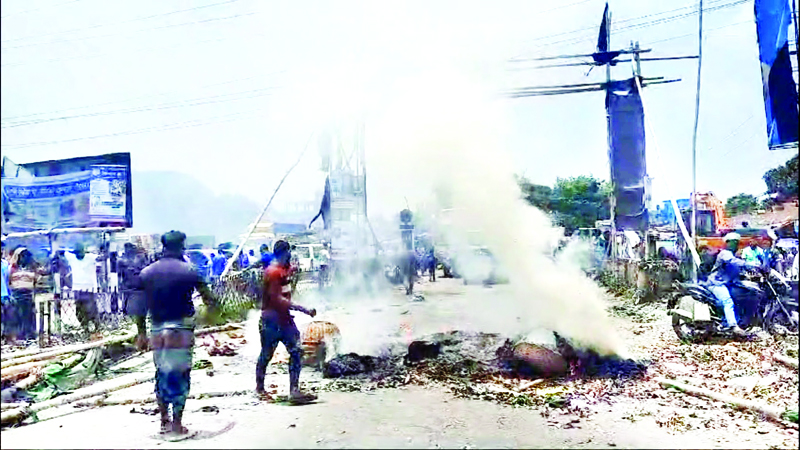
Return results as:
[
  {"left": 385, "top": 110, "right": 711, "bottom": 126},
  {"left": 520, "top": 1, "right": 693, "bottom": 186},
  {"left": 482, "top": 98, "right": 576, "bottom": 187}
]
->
[{"left": 0, "top": 239, "right": 283, "bottom": 345}]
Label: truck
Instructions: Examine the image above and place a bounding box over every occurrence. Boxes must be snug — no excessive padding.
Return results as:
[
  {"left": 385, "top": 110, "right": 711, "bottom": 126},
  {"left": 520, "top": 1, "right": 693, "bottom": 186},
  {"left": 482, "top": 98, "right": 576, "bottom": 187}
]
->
[{"left": 680, "top": 192, "right": 772, "bottom": 252}]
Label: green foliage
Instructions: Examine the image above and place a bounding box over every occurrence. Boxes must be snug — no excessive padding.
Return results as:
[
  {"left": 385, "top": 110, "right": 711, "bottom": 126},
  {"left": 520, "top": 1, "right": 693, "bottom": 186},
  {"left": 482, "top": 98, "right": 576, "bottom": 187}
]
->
[
  {"left": 725, "top": 193, "right": 759, "bottom": 217},
  {"left": 782, "top": 409, "right": 799, "bottom": 424},
  {"left": 763, "top": 155, "right": 798, "bottom": 200},
  {"left": 518, "top": 175, "right": 611, "bottom": 233}
]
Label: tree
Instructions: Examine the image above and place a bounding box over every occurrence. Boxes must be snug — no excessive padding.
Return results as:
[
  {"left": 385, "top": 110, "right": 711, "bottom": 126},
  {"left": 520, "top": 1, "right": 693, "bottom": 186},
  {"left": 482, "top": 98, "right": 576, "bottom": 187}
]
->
[
  {"left": 763, "top": 154, "right": 798, "bottom": 200},
  {"left": 725, "top": 193, "right": 759, "bottom": 217},
  {"left": 518, "top": 175, "right": 611, "bottom": 233}
]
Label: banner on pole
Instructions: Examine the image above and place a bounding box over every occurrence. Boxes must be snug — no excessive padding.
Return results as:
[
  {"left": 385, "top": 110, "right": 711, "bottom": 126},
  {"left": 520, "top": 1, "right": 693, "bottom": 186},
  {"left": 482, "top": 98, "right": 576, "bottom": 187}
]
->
[
  {"left": 607, "top": 78, "right": 649, "bottom": 231},
  {"left": 754, "top": 0, "right": 799, "bottom": 149}
]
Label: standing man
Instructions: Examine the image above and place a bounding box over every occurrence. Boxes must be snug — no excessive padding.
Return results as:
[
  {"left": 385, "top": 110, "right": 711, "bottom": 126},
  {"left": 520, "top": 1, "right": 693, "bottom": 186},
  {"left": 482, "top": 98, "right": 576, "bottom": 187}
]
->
[
  {"left": 66, "top": 243, "right": 100, "bottom": 332},
  {"left": 211, "top": 251, "right": 226, "bottom": 284},
  {"left": 139, "top": 231, "right": 218, "bottom": 435},
  {"left": 239, "top": 251, "right": 250, "bottom": 271},
  {"left": 427, "top": 247, "right": 437, "bottom": 282},
  {"left": 255, "top": 240, "right": 317, "bottom": 403},
  {"left": 118, "top": 243, "right": 149, "bottom": 349},
  {"left": 1, "top": 242, "right": 10, "bottom": 340}
]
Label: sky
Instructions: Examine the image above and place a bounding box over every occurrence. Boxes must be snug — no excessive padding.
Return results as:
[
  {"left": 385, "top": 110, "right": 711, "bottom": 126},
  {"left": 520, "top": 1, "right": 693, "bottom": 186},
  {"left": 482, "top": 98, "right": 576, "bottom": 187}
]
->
[{"left": 1, "top": 0, "right": 797, "bottom": 227}]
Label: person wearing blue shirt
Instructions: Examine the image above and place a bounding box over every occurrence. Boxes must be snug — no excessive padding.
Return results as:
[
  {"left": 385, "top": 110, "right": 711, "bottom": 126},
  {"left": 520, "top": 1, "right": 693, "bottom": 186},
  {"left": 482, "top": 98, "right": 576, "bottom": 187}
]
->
[
  {"left": 211, "top": 252, "right": 227, "bottom": 280},
  {"left": 2, "top": 244, "right": 11, "bottom": 339},
  {"left": 257, "top": 244, "right": 274, "bottom": 268},
  {"left": 707, "top": 233, "right": 761, "bottom": 337}
]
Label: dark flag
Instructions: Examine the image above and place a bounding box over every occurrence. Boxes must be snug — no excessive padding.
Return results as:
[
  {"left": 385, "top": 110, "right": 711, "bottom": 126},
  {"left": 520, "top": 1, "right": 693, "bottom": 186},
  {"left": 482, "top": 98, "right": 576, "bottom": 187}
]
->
[
  {"left": 309, "top": 177, "right": 331, "bottom": 230},
  {"left": 597, "top": 2, "right": 609, "bottom": 53},
  {"left": 592, "top": 3, "right": 620, "bottom": 66},
  {"left": 607, "top": 78, "right": 648, "bottom": 231},
  {"left": 755, "top": 0, "right": 799, "bottom": 149}
]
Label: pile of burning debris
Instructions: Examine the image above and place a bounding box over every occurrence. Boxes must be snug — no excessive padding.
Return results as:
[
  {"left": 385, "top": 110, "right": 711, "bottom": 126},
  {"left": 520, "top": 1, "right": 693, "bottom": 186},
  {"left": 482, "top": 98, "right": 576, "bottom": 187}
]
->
[
  {"left": 316, "top": 326, "right": 798, "bottom": 436},
  {"left": 317, "top": 330, "right": 649, "bottom": 411}
]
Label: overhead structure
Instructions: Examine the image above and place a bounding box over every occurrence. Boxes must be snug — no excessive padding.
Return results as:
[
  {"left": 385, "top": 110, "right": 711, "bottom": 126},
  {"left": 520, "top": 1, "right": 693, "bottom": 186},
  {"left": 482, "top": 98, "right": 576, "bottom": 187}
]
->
[{"left": 325, "top": 122, "right": 371, "bottom": 261}]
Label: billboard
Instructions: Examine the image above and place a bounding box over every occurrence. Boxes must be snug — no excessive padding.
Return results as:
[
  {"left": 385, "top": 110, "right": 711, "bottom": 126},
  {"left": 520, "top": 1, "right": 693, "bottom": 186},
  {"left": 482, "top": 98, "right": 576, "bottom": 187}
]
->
[{"left": 1, "top": 153, "right": 132, "bottom": 233}]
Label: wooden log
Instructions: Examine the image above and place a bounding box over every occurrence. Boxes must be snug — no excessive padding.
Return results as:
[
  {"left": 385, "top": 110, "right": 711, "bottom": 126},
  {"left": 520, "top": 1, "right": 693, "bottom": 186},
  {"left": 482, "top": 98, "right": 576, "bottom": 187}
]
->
[
  {"left": 2, "top": 333, "right": 137, "bottom": 368},
  {"left": 1, "top": 372, "right": 154, "bottom": 426},
  {"left": 655, "top": 377, "right": 786, "bottom": 424},
  {"left": 774, "top": 354, "right": 799, "bottom": 370}
]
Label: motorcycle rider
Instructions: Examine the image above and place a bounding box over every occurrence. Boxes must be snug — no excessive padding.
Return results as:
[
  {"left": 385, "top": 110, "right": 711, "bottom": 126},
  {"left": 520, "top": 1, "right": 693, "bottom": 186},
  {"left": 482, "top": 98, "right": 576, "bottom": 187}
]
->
[{"left": 707, "top": 232, "right": 762, "bottom": 337}]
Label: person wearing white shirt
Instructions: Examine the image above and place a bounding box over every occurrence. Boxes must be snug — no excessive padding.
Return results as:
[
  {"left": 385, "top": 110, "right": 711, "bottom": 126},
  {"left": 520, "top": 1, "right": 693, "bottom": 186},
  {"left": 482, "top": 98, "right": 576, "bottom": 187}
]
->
[{"left": 64, "top": 243, "right": 99, "bottom": 331}]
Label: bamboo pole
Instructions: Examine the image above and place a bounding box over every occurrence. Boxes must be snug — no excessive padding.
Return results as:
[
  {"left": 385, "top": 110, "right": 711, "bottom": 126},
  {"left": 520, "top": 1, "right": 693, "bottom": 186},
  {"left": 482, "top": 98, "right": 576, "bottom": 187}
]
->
[
  {"left": 4, "top": 324, "right": 241, "bottom": 368},
  {"left": 655, "top": 377, "right": 787, "bottom": 424},
  {"left": 774, "top": 354, "right": 799, "bottom": 369},
  {"left": 14, "top": 371, "right": 43, "bottom": 391},
  {"left": 75, "top": 389, "right": 251, "bottom": 408},
  {"left": 2, "top": 332, "right": 137, "bottom": 365},
  {"left": 1, "top": 372, "right": 154, "bottom": 426},
  {"left": 1, "top": 355, "right": 69, "bottom": 383},
  {"left": 1, "top": 403, "right": 27, "bottom": 411},
  {"left": 220, "top": 134, "right": 315, "bottom": 279}
]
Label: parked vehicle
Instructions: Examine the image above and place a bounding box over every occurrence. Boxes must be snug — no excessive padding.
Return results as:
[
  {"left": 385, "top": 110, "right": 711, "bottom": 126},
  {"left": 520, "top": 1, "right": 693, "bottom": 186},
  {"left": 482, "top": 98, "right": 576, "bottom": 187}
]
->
[
  {"left": 668, "top": 265, "right": 799, "bottom": 341},
  {"left": 293, "top": 243, "right": 325, "bottom": 272}
]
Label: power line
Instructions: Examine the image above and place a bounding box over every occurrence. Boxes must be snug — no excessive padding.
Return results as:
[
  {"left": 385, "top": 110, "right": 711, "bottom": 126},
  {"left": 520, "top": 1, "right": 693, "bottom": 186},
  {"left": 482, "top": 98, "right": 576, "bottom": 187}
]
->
[
  {"left": 0, "top": 0, "right": 241, "bottom": 44},
  {"left": 1, "top": 28, "right": 267, "bottom": 68},
  {"left": 1, "top": 11, "right": 257, "bottom": 51},
  {"left": 704, "top": 113, "right": 756, "bottom": 155},
  {"left": 0, "top": 69, "right": 286, "bottom": 123},
  {"left": 1, "top": 107, "right": 270, "bottom": 149},
  {"left": 529, "top": 0, "right": 750, "bottom": 52},
  {"left": 2, "top": 86, "right": 277, "bottom": 128},
  {"left": 512, "top": 0, "right": 751, "bottom": 59}
]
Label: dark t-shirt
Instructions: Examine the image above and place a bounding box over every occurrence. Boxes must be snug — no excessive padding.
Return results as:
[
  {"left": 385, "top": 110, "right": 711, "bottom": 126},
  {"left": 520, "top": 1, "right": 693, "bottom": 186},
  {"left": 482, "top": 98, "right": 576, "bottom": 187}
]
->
[
  {"left": 118, "top": 253, "right": 148, "bottom": 292},
  {"left": 140, "top": 255, "right": 204, "bottom": 324}
]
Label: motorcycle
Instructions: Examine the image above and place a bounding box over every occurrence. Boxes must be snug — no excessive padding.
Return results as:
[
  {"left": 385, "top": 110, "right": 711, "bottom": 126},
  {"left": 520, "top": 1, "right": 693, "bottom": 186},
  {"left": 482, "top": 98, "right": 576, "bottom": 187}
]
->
[{"left": 667, "top": 266, "right": 799, "bottom": 342}]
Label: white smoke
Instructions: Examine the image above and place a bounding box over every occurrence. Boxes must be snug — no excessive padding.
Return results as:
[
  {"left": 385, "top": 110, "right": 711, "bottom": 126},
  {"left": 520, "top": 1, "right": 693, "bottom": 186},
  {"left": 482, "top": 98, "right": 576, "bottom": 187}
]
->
[{"left": 366, "top": 70, "right": 623, "bottom": 356}]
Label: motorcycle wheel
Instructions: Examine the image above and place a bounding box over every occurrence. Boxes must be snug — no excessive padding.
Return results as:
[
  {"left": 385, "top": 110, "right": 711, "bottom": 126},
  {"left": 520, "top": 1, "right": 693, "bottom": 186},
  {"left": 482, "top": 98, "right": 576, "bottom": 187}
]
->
[
  {"left": 671, "top": 315, "right": 712, "bottom": 342},
  {"left": 764, "top": 302, "right": 799, "bottom": 334}
]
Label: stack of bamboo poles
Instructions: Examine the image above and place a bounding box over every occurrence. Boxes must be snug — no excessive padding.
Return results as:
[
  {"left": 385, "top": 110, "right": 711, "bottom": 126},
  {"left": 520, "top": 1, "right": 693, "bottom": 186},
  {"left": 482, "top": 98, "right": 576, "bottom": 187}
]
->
[{"left": 1, "top": 323, "right": 243, "bottom": 426}]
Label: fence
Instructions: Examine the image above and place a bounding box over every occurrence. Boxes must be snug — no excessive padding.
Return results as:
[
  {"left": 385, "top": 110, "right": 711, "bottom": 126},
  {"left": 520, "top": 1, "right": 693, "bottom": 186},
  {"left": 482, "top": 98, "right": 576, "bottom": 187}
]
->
[{"left": 30, "top": 289, "right": 130, "bottom": 347}]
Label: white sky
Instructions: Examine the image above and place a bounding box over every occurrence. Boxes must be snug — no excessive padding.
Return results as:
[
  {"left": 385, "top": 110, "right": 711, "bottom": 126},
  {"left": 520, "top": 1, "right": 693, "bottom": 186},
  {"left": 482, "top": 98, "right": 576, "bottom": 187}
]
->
[{"left": 1, "top": 0, "right": 796, "bottom": 221}]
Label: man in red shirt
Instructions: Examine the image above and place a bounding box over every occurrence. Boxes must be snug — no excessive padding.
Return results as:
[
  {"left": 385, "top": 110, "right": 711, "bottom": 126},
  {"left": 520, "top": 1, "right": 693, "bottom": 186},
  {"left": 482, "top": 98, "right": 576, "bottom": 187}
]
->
[{"left": 255, "top": 240, "right": 318, "bottom": 403}]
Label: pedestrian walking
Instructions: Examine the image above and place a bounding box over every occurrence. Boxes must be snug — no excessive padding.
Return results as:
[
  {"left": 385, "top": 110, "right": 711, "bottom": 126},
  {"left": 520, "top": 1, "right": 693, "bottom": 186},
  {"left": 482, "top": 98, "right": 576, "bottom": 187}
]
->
[
  {"left": 139, "top": 231, "right": 218, "bottom": 435},
  {"left": 255, "top": 240, "right": 318, "bottom": 403}
]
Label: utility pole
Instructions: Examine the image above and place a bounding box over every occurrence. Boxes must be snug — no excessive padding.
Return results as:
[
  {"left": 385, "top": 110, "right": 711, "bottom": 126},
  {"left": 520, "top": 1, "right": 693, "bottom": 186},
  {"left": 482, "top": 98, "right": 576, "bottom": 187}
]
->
[
  {"left": 508, "top": 2, "right": 698, "bottom": 271},
  {"left": 606, "top": 9, "right": 617, "bottom": 267},
  {"left": 690, "top": 0, "right": 704, "bottom": 282}
]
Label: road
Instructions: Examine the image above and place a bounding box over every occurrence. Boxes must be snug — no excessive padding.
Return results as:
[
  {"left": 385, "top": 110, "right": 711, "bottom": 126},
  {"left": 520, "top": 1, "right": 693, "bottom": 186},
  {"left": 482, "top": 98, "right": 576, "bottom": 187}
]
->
[{"left": 1, "top": 277, "right": 797, "bottom": 449}]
